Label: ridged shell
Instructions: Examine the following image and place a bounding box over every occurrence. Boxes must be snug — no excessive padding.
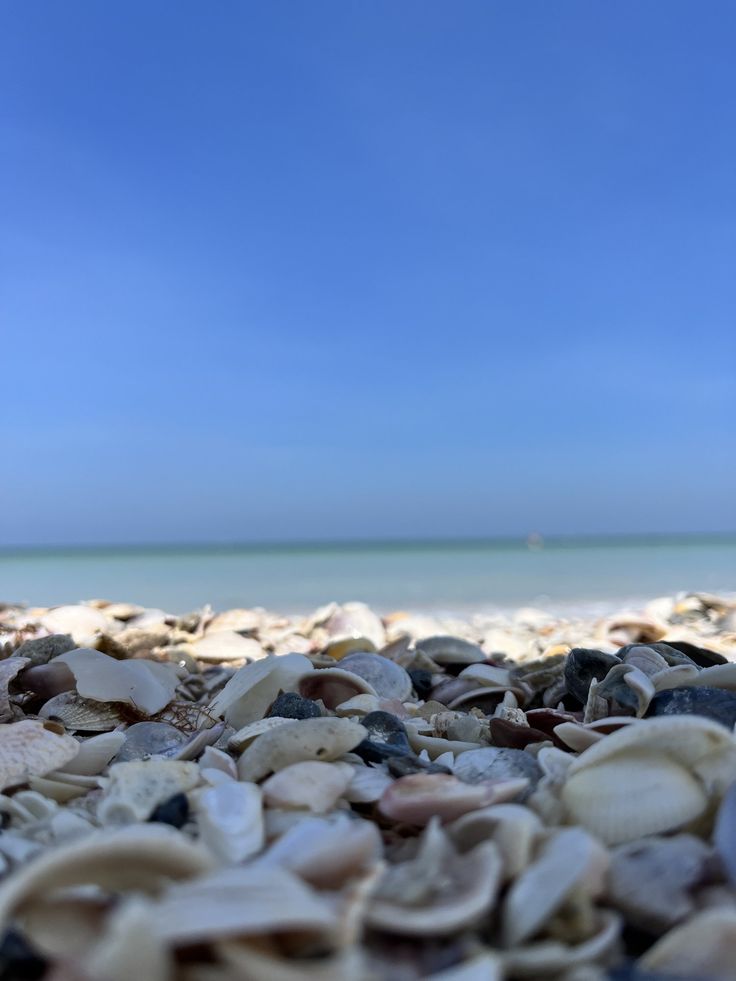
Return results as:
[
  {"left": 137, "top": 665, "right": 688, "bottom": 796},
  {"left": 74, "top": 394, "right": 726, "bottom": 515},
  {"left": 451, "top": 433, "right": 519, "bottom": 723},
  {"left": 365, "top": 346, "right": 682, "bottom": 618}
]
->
[
  {"left": 0, "top": 720, "right": 80, "bottom": 791},
  {"left": 562, "top": 752, "right": 707, "bottom": 845}
]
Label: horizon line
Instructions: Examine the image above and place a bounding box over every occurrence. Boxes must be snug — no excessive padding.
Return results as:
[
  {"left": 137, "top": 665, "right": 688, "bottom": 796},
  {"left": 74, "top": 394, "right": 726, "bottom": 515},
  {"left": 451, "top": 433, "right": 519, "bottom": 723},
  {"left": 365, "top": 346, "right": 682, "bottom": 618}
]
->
[{"left": 1, "top": 530, "right": 735, "bottom": 557}]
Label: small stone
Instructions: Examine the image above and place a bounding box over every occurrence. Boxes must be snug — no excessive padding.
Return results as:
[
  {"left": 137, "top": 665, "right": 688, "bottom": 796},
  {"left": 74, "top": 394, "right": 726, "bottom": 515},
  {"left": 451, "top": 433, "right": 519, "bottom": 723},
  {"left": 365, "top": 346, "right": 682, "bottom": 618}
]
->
[
  {"left": 408, "top": 669, "right": 434, "bottom": 700},
  {"left": 267, "top": 691, "right": 322, "bottom": 720},
  {"left": 148, "top": 792, "right": 190, "bottom": 829},
  {"left": 14, "top": 634, "right": 76, "bottom": 667},
  {"left": 0, "top": 928, "right": 47, "bottom": 981}
]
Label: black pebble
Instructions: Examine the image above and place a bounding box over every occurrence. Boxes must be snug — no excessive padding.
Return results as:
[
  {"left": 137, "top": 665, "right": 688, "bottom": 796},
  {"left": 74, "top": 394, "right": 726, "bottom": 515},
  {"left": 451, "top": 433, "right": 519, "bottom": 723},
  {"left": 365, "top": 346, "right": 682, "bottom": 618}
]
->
[
  {"left": 647, "top": 686, "right": 736, "bottom": 728},
  {"left": 361, "top": 711, "right": 412, "bottom": 750},
  {"left": 564, "top": 648, "right": 622, "bottom": 704},
  {"left": 0, "top": 928, "right": 48, "bottom": 981},
  {"left": 148, "top": 792, "right": 189, "bottom": 828},
  {"left": 354, "top": 738, "right": 409, "bottom": 765},
  {"left": 267, "top": 691, "right": 322, "bottom": 720},
  {"left": 408, "top": 669, "right": 433, "bottom": 700}
]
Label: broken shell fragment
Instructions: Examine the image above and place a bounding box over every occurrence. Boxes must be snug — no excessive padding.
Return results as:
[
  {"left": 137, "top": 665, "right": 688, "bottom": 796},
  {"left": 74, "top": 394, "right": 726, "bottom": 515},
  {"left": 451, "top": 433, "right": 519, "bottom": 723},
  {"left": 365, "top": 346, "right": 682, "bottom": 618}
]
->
[
  {"left": 55, "top": 649, "right": 179, "bottom": 716},
  {"left": 237, "top": 717, "right": 366, "bottom": 782},
  {"left": 195, "top": 780, "right": 263, "bottom": 864},
  {"left": 262, "top": 760, "right": 352, "bottom": 813},
  {"left": 378, "top": 772, "right": 528, "bottom": 824},
  {"left": 207, "top": 653, "right": 312, "bottom": 729},
  {"left": 638, "top": 908, "right": 736, "bottom": 978},
  {"left": 297, "top": 667, "right": 377, "bottom": 709},
  {"left": 97, "top": 759, "right": 200, "bottom": 825},
  {"left": 0, "top": 720, "right": 80, "bottom": 791}
]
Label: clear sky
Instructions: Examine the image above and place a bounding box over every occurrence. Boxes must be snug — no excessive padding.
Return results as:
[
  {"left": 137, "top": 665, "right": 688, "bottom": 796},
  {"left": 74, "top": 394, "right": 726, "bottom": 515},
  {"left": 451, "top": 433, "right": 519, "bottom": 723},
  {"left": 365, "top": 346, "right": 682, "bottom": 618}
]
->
[{"left": 1, "top": 1, "right": 735, "bottom": 546}]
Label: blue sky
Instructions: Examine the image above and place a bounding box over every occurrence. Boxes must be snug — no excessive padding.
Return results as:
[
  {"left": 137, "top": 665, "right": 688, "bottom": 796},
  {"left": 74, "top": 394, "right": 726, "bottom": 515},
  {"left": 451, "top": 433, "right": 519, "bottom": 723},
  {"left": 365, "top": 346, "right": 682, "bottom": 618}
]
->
[{"left": 1, "top": 1, "right": 734, "bottom": 546}]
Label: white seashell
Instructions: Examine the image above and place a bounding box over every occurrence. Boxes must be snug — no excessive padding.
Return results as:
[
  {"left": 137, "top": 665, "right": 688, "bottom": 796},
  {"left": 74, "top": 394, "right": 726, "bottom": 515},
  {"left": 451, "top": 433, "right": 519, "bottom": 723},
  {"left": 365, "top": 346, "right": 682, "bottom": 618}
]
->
[
  {"left": 198, "top": 745, "right": 237, "bottom": 780},
  {"left": 98, "top": 759, "right": 200, "bottom": 825},
  {"left": 379, "top": 772, "right": 529, "bottom": 824},
  {"left": 195, "top": 780, "right": 263, "bottom": 863},
  {"left": 553, "top": 722, "right": 604, "bottom": 752},
  {"left": 41, "top": 604, "right": 111, "bottom": 646},
  {"left": 56, "top": 731, "right": 125, "bottom": 776},
  {"left": 149, "top": 865, "right": 338, "bottom": 944},
  {"left": 205, "top": 608, "right": 263, "bottom": 634},
  {"left": 298, "top": 667, "right": 377, "bottom": 709},
  {"left": 458, "top": 663, "right": 513, "bottom": 687},
  {"left": 218, "top": 940, "right": 365, "bottom": 981},
  {"left": 639, "top": 908, "right": 736, "bottom": 978},
  {"left": 237, "top": 717, "right": 365, "bottom": 782},
  {"left": 228, "top": 716, "right": 296, "bottom": 753},
  {"left": 9, "top": 790, "right": 58, "bottom": 822},
  {"left": 714, "top": 781, "right": 736, "bottom": 887},
  {"left": 342, "top": 763, "right": 394, "bottom": 803},
  {"left": 0, "top": 719, "right": 80, "bottom": 790},
  {"left": 651, "top": 664, "right": 701, "bottom": 690},
  {"left": 27, "top": 774, "right": 89, "bottom": 802},
  {"left": 339, "top": 652, "right": 412, "bottom": 701},
  {"left": 693, "top": 662, "right": 736, "bottom": 690},
  {"left": 567, "top": 715, "right": 736, "bottom": 776},
  {"left": 502, "top": 827, "right": 609, "bottom": 946},
  {"left": 56, "top": 649, "right": 179, "bottom": 716},
  {"left": 83, "top": 897, "right": 171, "bottom": 981},
  {"left": 367, "top": 822, "right": 502, "bottom": 936},
  {"left": 326, "top": 601, "right": 385, "bottom": 648},
  {"left": 562, "top": 752, "right": 707, "bottom": 845},
  {"left": 0, "top": 657, "right": 30, "bottom": 722},
  {"left": 405, "top": 728, "right": 479, "bottom": 759},
  {"left": 621, "top": 644, "right": 669, "bottom": 676},
  {"left": 448, "top": 803, "right": 543, "bottom": 880},
  {"left": 39, "top": 691, "right": 127, "bottom": 730},
  {"left": 208, "top": 653, "right": 312, "bottom": 729},
  {"left": 500, "top": 909, "right": 621, "bottom": 977},
  {"left": 262, "top": 760, "right": 352, "bottom": 813},
  {"left": 334, "top": 693, "right": 381, "bottom": 716},
  {"left": 0, "top": 824, "right": 214, "bottom": 925},
  {"left": 257, "top": 812, "right": 382, "bottom": 889},
  {"left": 192, "top": 630, "right": 265, "bottom": 663}
]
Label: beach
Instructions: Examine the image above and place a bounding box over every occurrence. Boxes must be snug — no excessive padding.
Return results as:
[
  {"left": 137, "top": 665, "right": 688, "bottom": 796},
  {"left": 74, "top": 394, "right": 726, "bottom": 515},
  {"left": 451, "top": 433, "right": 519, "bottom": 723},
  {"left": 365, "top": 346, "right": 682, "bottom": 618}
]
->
[{"left": 0, "top": 591, "right": 735, "bottom": 978}]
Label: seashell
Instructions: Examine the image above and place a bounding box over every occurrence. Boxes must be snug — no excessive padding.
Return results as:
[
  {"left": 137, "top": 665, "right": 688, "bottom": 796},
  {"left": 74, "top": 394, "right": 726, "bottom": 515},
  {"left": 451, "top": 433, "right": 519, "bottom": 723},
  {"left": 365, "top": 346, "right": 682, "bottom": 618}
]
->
[
  {"left": 55, "top": 731, "right": 125, "bottom": 776},
  {"left": 650, "top": 663, "right": 701, "bottom": 690},
  {"left": 218, "top": 940, "right": 365, "bottom": 981},
  {"left": 228, "top": 716, "right": 295, "bottom": 753},
  {"left": 454, "top": 747, "right": 542, "bottom": 799},
  {"left": 114, "top": 721, "right": 189, "bottom": 761},
  {"left": 597, "top": 614, "right": 667, "bottom": 646},
  {"left": 14, "top": 633, "right": 76, "bottom": 666},
  {"left": 564, "top": 648, "right": 621, "bottom": 705},
  {"left": 262, "top": 760, "right": 352, "bottom": 812},
  {"left": 237, "top": 717, "right": 366, "bottom": 782},
  {"left": 97, "top": 759, "right": 200, "bottom": 825},
  {"left": 367, "top": 820, "right": 502, "bottom": 936},
  {"left": 83, "top": 897, "right": 171, "bottom": 981},
  {"left": 488, "top": 717, "right": 550, "bottom": 750},
  {"left": 199, "top": 745, "right": 238, "bottom": 781},
  {"left": 553, "top": 722, "right": 603, "bottom": 752},
  {"left": 692, "top": 662, "right": 736, "bottom": 690},
  {"left": 562, "top": 752, "right": 707, "bottom": 845},
  {"left": 606, "top": 834, "right": 710, "bottom": 933},
  {"left": 502, "top": 827, "right": 609, "bottom": 946},
  {"left": 148, "top": 864, "right": 338, "bottom": 945},
  {"left": 655, "top": 639, "right": 728, "bottom": 667},
  {"left": 405, "top": 728, "right": 480, "bottom": 759},
  {"left": 55, "top": 649, "right": 179, "bottom": 716},
  {"left": 0, "top": 824, "right": 214, "bottom": 925},
  {"left": 0, "top": 719, "right": 80, "bottom": 791},
  {"left": 714, "top": 781, "right": 736, "bottom": 887},
  {"left": 335, "top": 693, "right": 381, "bottom": 716},
  {"left": 208, "top": 653, "right": 313, "bottom": 729},
  {"left": 448, "top": 686, "right": 514, "bottom": 713},
  {"left": 378, "top": 772, "right": 528, "bottom": 824},
  {"left": 325, "top": 601, "right": 385, "bottom": 648},
  {"left": 18, "top": 661, "right": 76, "bottom": 703},
  {"left": 342, "top": 762, "right": 394, "bottom": 803},
  {"left": 416, "top": 636, "right": 486, "bottom": 665},
  {"left": 638, "top": 908, "right": 736, "bottom": 978},
  {"left": 458, "top": 663, "right": 513, "bottom": 688},
  {"left": 323, "top": 635, "right": 377, "bottom": 660},
  {"left": 38, "top": 691, "right": 128, "bottom": 731},
  {"left": 205, "top": 608, "right": 263, "bottom": 634},
  {"left": 170, "top": 722, "right": 225, "bottom": 761},
  {"left": 447, "top": 803, "right": 543, "bottom": 880},
  {"left": 500, "top": 908, "right": 621, "bottom": 977},
  {"left": 0, "top": 657, "right": 31, "bottom": 722},
  {"left": 195, "top": 780, "right": 263, "bottom": 863},
  {"left": 646, "top": 686, "right": 736, "bottom": 728},
  {"left": 339, "top": 652, "right": 412, "bottom": 701},
  {"left": 298, "top": 667, "right": 377, "bottom": 708},
  {"left": 41, "top": 605, "right": 111, "bottom": 647},
  {"left": 620, "top": 644, "right": 670, "bottom": 676},
  {"left": 17, "top": 893, "right": 111, "bottom": 961},
  {"left": 192, "top": 630, "right": 265, "bottom": 663},
  {"left": 429, "top": 952, "right": 503, "bottom": 981},
  {"left": 257, "top": 812, "right": 382, "bottom": 889}
]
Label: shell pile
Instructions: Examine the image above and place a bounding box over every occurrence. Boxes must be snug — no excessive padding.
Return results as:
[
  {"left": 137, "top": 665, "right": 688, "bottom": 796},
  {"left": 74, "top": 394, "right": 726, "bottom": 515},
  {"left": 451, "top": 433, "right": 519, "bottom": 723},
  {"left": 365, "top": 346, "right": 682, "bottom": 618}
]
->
[{"left": 0, "top": 592, "right": 735, "bottom": 979}]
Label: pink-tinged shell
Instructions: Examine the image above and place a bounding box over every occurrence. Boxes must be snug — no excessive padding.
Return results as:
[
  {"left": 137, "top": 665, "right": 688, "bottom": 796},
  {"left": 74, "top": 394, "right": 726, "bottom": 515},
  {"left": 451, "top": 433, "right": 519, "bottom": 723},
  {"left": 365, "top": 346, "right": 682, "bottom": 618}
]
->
[{"left": 378, "top": 773, "right": 528, "bottom": 825}]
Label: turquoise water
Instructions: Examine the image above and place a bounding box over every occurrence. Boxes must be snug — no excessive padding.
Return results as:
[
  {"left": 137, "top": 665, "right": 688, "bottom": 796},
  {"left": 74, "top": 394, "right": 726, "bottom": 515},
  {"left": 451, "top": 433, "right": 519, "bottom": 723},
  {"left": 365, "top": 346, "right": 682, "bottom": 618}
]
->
[{"left": 1, "top": 537, "right": 734, "bottom": 615}]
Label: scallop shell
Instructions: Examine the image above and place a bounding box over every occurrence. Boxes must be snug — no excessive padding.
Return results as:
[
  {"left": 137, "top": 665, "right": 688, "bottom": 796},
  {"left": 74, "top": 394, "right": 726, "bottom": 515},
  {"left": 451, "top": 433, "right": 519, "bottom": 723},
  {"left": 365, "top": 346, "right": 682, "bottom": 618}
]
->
[
  {"left": 562, "top": 752, "right": 707, "bottom": 845},
  {"left": 39, "top": 691, "right": 128, "bottom": 731},
  {"left": 237, "top": 717, "right": 366, "bottom": 782}
]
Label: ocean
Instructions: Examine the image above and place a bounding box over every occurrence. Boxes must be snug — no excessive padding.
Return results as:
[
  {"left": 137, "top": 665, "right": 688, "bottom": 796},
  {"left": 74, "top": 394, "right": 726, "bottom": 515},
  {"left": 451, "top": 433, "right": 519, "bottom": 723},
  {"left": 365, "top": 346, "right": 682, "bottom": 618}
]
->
[{"left": 1, "top": 536, "right": 734, "bottom": 616}]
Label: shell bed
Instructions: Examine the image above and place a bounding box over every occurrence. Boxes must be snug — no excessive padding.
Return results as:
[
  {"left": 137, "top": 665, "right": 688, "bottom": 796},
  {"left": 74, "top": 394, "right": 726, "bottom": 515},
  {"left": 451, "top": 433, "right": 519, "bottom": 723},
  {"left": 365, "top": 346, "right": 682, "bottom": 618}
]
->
[{"left": 0, "top": 592, "right": 735, "bottom": 980}]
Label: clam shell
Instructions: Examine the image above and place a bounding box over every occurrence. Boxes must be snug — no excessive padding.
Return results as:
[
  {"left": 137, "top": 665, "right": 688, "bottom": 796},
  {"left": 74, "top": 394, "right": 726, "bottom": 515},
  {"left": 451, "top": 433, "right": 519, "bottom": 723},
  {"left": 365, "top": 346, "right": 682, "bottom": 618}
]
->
[
  {"left": 298, "top": 667, "right": 377, "bottom": 709},
  {"left": 378, "top": 772, "right": 529, "bottom": 824},
  {"left": 562, "top": 752, "right": 707, "bottom": 845},
  {"left": 237, "top": 717, "right": 366, "bottom": 782},
  {"left": 454, "top": 748, "right": 542, "bottom": 796},
  {"left": 228, "top": 716, "right": 295, "bottom": 753},
  {"left": 0, "top": 720, "right": 80, "bottom": 791},
  {"left": 41, "top": 605, "right": 111, "bottom": 646},
  {"left": 192, "top": 630, "right": 265, "bottom": 663},
  {"left": 262, "top": 760, "right": 352, "bottom": 813},
  {"left": 416, "top": 636, "right": 486, "bottom": 665},
  {"left": 56, "top": 731, "right": 125, "bottom": 776},
  {"left": 448, "top": 803, "right": 543, "bottom": 879},
  {"left": 339, "top": 652, "right": 412, "bottom": 701},
  {"left": 639, "top": 908, "right": 736, "bottom": 978}
]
